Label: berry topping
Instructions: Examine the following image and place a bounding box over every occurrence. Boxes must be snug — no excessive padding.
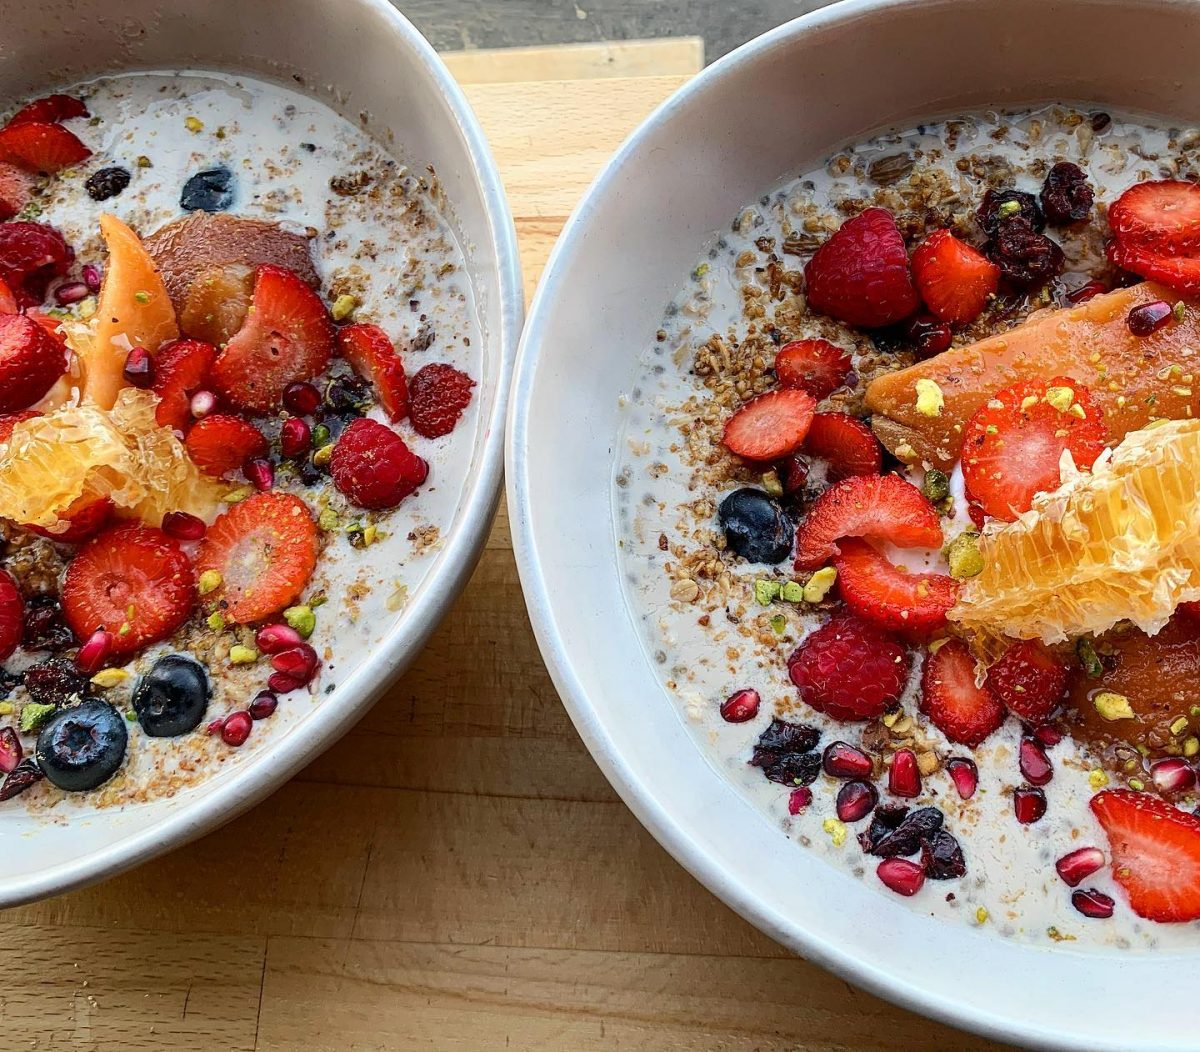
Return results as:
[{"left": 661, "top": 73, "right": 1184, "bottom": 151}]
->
[
  {"left": 859, "top": 804, "right": 942, "bottom": 858},
  {"left": 787, "top": 613, "right": 910, "bottom": 721},
  {"left": 0, "top": 313, "right": 68, "bottom": 412},
  {"left": 876, "top": 857, "right": 925, "bottom": 897},
  {"left": 833, "top": 538, "right": 959, "bottom": 636},
  {"left": 184, "top": 414, "right": 269, "bottom": 478},
  {"left": 151, "top": 338, "right": 217, "bottom": 432},
  {"left": 210, "top": 264, "right": 334, "bottom": 413},
  {"left": 0, "top": 727, "right": 21, "bottom": 775},
  {"left": 329, "top": 417, "right": 428, "bottom": 510},
  {"left": 122, "top": 346, "right": 155, "bottom": 389},
  {"left": 25, "top": 494, "right": 113, "bottom": 544},
  {"left": 748, "top": 717, "right": 821, "bottom": 786},
  {"left": 219, "top": 710, "right": 253, "bottom": 747},
  {"left": 84, "top": 166, "right": 131, "bottom": 202},
  {"left": 61, "top": 523, "right": 196, "bottom": 657},
  {"left": 1127, "top": 299, "right": 1175, "bottom": 336},
  {"left": 985, "top": 218, "right": 1064, "bottom": 288},
  {"left": 1151, "top": 757, "right": 1197, "bottom": 795},
  {"left": 1109, "top": 180, "right": 1200, "bottom": 255},
  {"left": 279, "top": 417, "right": 311, "bottom": 458},
  {"left": 910, "top": 229, "right": 1000, "bottom": 325},
  {"left": 977, "top": 189, "right": 1044, "bottom": 237},
  {"left": 1013, "top": 785, "right": 1047, "bottom": 824},
  {"left": 822, "top": 740, "right": 873, "bottom": 779},
  {"left": 6, "top": 94, "right": 89, "bottom": 126},
  {"left": 131, "top": 654, "right": 211, "bottom": 737},
  {"left": 338, "top": 323, "right": 409, "bottom": 422},
  {"left": 35, "top": 698, "right": 127, "bottom": 792},
  {"left": 803, "top": 207, "right": 919, "bottom": 328},
  {"left": 793, "top": 474, "right": 943, "bottom": 572},
  {"left": 921, "top": 828, "right": 967, "bottom": 879},
  {"left": 0, "top": 121, "right": 91, "bottom": 173},
  {"left": 960, "top": 376, "right": 1106, "bottom": 521},
  {"left": 1107, "top": 239, "right": 1200, "bottom": 295},
  {"left": 920, "top": 638, "right": 1005, "bottom": 747},
  {"left": 889, "top": 747, "right": 921, "bottom": 798},
  {"left": 0, "top": 162, "right": 34, "bottom": 222},
  {"left": 773, "top": 338, "right": 853, "bottom": 399},
  {"left": 802, "top": 412, "right": 883, "bottom": 481},
  {"left": 282, "top": 381, "right": 321, "bottom": 416},
  {"left": 903, "top": 312, "right": 953, "bottom": 357},
  {"left": 719, "top": 688, "right": 760, "bottom": 723},
  {"left": 946, "top": 757, "right": 978, "bottom": 800},
  {"left": 0, "top": 222, "right": 75, "bottom": 305},
  {"left": 0, "top": 568, "right": 24, "bottom": 662},
  {"left": 1040, "top": 162, "right": 1094, "bottom": 225},
  {"left": 836, "top": 780, "right": 878, "bottom": 823},
  {"left": 194, "top": 492, "right": 318, "bottom": 624},
  {"left": 721, "top": 388, "right": 815, "bottom": 462},
  {"left": 1071, "top": 888, "right": 1115, "bottom": 919},
  {"left": 1018, "top": 736, "right": 1053, "bottom": 786},
  {"left": 986, "top": 639, "right": 1068, "bottom": 724},
  {"left": 409, "top": 362, "right": 476, "bottom": 438},
  {"left": 1055, "top": 846, "right": 1105, "bottom": 888},
  {"left": 1091, "top": 789, "right": 1200, "bottom": 921},
  {"left": 717, "top": 487, "right": 793, "bottom": 564},
  {"left": 180, "top": 166, "right": 235, "bottom": 213}
]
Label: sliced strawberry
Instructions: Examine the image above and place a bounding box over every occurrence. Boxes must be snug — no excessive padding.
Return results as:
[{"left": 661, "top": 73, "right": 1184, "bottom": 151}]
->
[
  {"left": 803, "top": 412, "right": 882, "bottom": 481},
  {"left": 920, "top": 637, "right": 1005, "bottom": 746},
  {"left": 6, "top": 94, "right": 89, "bottom": 127},
  {"left": 185, "top": 414, "right": 269, "bottom": 477},
  {"left": 1091, "top": 789, "right": 1200, "bottom": 922},
  {"left": 330, "top": 418, "right": 428, "bottom": 510},
  {"left": 0, "top": 222, "right": 75, "bottom": 304},
  {"left": 0, "top": 163, "right": 34, "bottom": 222},
  {"left": 0, "top": 408, "right": 38, "bottom": 445},
  {"left": 793, "top": 473, "right": 942, "bottom": 571},
  {"left": 1107, "top": 239, "right": 1200, "bottom": 295},
  {"left": 409, "top": 362, "right": 475, "bottom": 438},
  {"left": 210, "top": 265, "right": 334, "bottom": 414},
  {"left": 833, "top": 537, "right": 959, "bottom": 637},
  {"left": 194, "top": 492, "right": 318, "bottom": 623},
  {"left": 722, "top": 388, "right": 815, "bottom": 462},
  {"left": 0, "top": 568, "right": 24, "bottom": 661},
  {"left": 61, "top": 522, "right": 196, "bottom": 656},
  {"left": 337, "top": 323, "right": 408, "bottom": 421},
  {"left": 0, "top": 277, "right": 17, "bottom": 315},
  {"left": 910, "top": 229, "right": 1000, "bottom": 325},
  {"left": 961, "top": 375, "right": 1106, "bottom": 521},
  {"left": 0, "top": 313, "right": 68, "bottom": 413},
  {"left": 26, "top": 494, "right": 113, "bottom": 544},
  {"left": 773, "top": 339, "right": 853, "bottom": 399},
  {"left": 0, "top": 121, "right": 90, "bottom": 173},
  {"left": 152, "top": 338, "right": 217, "bottom": 432},
  {"left": 986, "top": 639, "right": 1068, "bottom": 724},
  {"left": 1109, "top": 180, "right": 1200, "bottom": 255}
]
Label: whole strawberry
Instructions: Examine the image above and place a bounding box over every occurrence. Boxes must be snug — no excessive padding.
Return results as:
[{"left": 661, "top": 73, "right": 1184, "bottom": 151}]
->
[{"left": 330, "top": 418, "right": 428, "bottom": 509}]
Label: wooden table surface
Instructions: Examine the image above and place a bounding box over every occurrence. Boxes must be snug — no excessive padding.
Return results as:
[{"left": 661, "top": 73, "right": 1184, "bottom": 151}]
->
[{"left": 3, "top": 40, "right": 1013, "bottom": 1051}]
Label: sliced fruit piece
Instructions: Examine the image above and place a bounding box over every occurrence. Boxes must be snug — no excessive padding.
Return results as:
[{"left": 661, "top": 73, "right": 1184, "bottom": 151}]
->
[
  {"left": 0, "top": 162, "right": 34, "bottom": 221},
  {"left": 151, "top": 338, "right": 217, "bottom": 431},
  {"left": 194, "top": 492, "right": 318, "bottom": 623},
  {"left": 833, "top": 537, "right": 959, "bottom": 636},
  {"left": 722, "top": 388, "right": 815, "bottom": 462},
  {"left": 863, "top": 282, "right": 1200, "bottom": 470},
  {"left": 961, "top": 376, "right": 1106, "bottom": 521},
  {"left": 0, "top": 569, "right": 23, "bottom": 661},
  {"left": 986, "top": 639, "right": 1068, "bottom": 724},
  {"left": 0, "top": 221, "right": 74, "bottom": 305},
  {"left": 0, "top": 277, "right": 16, "bottom": 314},
  {"left": 409, "top": 362, "right": 475, "bottom": 438},
  {"left": 6, "top": 94, "right": 89, "bottom": 126},
  {"left": 329, "top": 418, "right": 428, "bottom": 510},
  {"left": 144, "top": 212, "right": 318, "bottom": 317},
  {"left": 338, "top": 323, "right": 409, "bottom": 421},
  {"left": 1107, "top": 239, "right": 1200, "bottom": 296},
  {"left": 184, "top": 414, "right": 269, "bottom": 477},
  {"left": 209, "top": 264, "right": 334, "bottom": 413},
  {"left": 26, "top": 494, "right": 113, "bottom": 543},
  {"left": 61, "top": 522, "right": 196, "bottom": 656},
  {"left": 803, "top": 412, "right": 882, "bottom": 481},
  {"left": 803, "top": 207, "right": 919, "bottom": 328},
  {"left": 793, "top": 474, "right": 942, "bottom": 571},
  {"left": 0, "top": 408, "right": 39, "bottom": 445},
  {"left": 910, "top": 229, "right": 1000, "bottom": 325},
  {"left": 0, "top": 121, "right": 90, "bottom": 173},
  {"left": 950, "top": 419, "right": 1200, "bottom": 644},
  {"left": 920, "top": 637, "right": 1005, "bottom": 746},
  {"left": 84, "top": 213, "right": 179, "bottom": 410},
  {"left": 177, "top": 263, "right": 254, "bottom": 345},
  {"left": 1091, "top": 789, "right": 1200, "bottom": 922},
  {"left": 0, "top": 313, "right": 68, "bottom": 413},
  {"left": 1109, "top": 180, "right": 1200, "bottom": 255},
  {"left": 773, "top": 338, "right": 853, "bottom": 399}
]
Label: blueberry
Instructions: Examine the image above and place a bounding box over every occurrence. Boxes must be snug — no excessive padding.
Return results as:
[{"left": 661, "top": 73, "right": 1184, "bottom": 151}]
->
[
  {"left": 717, "top": 487, "right": 793, "bottom": 564},
  {"left": 35, "top": 698, "right": 127, "bottom": 792},
  {"left": 131, "top": 654, "right": 210, "bottom": 737},
  {"left": 180, "top": 165, "right": 235, "bottom": 212}
]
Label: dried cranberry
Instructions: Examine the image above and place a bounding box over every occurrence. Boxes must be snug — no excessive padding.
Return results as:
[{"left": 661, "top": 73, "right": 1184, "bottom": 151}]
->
[
  {"left": 0, "top": 758, "right": 44, "bottom": 800},
  {"left": 22, "top": 596, "right": 74, "bottom": 651},
  {"left": 861, "top": 806, "right": 943, "bottom": 858},
  {"left": 1127, "top": 300, "right": 1174, "bottom": 337},
  {"left": 978, "top": 188, "right": 1044, "bottom": 237},
  {"left": 23, "top": 657, "right": 89, "bottom": 706},
  {"left": 787, "top": 786, "right": 812, "bottom": 814},
  {"left": 750, "top": 717, "right": 822, "bottom": 786},
  {"left": 904, "top": 313, "right": 952, "bottom": 358},
  {"left": 84, "top": 166, "right": 131, "bottom": 202},
  {"left": 1040, "top": 162, "right": 1093, "bottom": 225},
  {"left": 986, "top": 218, "right": 1064, "bottom": 288},
  {"left": 920, "top": 829, "right": 967, "bottom": 879}
]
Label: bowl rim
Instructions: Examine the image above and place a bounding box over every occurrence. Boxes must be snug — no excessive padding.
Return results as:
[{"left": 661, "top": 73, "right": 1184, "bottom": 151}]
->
[
  {"left": 2, "top": 0, "right": 523, "bottom": 908},
  {"left": 506, "top": 1, "right": 1163, "bottom": 1048}
]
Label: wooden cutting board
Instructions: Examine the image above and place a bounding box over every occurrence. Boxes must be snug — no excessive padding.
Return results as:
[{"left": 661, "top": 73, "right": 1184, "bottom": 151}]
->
[{"left": 0, "top": 40, "right": 1013, "bottom": 1051}]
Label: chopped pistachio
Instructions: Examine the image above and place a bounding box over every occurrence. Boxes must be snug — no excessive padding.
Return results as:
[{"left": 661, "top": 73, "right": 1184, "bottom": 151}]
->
[
  {"left": 19, "top": 702, "right": 56, "bottom": 734},
  {"left": 1076, "top": 638, "right": 1104, "bottom": 679},
  {"left": 90, "top": 668, "right": 129, "bottom": 689},
  {"left": 997, "top": 199, "right": 1022, "bottom": 219},
  {"left": 0, "top": 702, "right": 12, "bottom": 716},
  {"left": 283, "top": 605, "right": 316, "bottom": 638},
  {"left": 1185, "top": 736, "right": 1200, "bottom": 758},
  {"left": 312, "top": 423, "right": 332, "bottom": 448},
  {"left": 1067, "top": 402, "right": 1087, "bottom": 420},
  {"left": 780, "top": 581, "right": 805, "bottom": 604},
  {"left": 928, "top": 637, "right": 949, "bottom": 654},
  {"left": 1044, "top": 385, "right": 1074, "bottom": 412},
  {"left": 893, "top": 442, "right": 917, "bottom": 463},
  {"left": 125, "top": 709, "right": 138, "bottom": 722},
  {"left": 312, "top": 444, "right": 334, "bottom": 469},
  {"left": 1094, "top": 691, "right": 1135, "bottom": 721},
  {"left": 945, "top": 531, "right": 984, "bottom": 580},
  {"left": 198, "top": 570, "right": 222, "bottom": 595},
  {"left": 754, "top": 579, "right": 782, "bottom": 606},
  {"left": 362, "top": 524, "right": 378, "bottom": 547},
  {"left": 228, "top": 644, "right": 258, "bottom": 665},
  {"left": 1019, "top": 394, "right": 1039, "bottom": 412},
  {"left": 222, "top": 485, "right": 253, "bottom": 503},
  {"left": 215, "top": 125, "right": 227, "bottom": 140},
  {"left": 206, "top": 611, "right": 226, "bottom": 632},
  {"left": 692, "top": 262, "right": 710, "bottom": 280},
  {"left": 318, "top": 507, "right": 340, "bottom": 531},
  {"left": 914, "top": 378, "right": 944, "bottom": 417},
  {"left": 77, "top": 296, "right": 97, "bottom": 319},
  {"left": 136, "top": 155, "right": 152, "bottom": 168},
  {"left": 1171, "top": 716, "right": 1190, "bottom": 736},
  {"left": 881, "top": 710, "right": 900, "bottom": 728},
  {"left": 975, "top": 906, "right": 989, "bottom": 925},
  {"left": 308, "top": 591, "right": 328, "bottom": 609},
  {"left": 1088, "top": 768, "right": 1110, "bottom": 789},
  {"left": 802, "top": 566, "right": 837, "bottom": 603},
  {"left": 133, "top": 290, "right": 150, "bottom": 304},
  {"left": 1128, "top": 777, "right": 1145, "bottom": 791},
  {"left": 761, "top": 470, "right": 783, "bottom": 499},
  {"left": 822, "top": 817, "right": 847, "bottom": 847},
  {"left": 1175, "top": 300, "right": 1187, "bottom": 323},
  {"left": 768, "top": 613, "right": 787, "bottom": 635},
  {"left": 184, "top": 115, "right": 204, "bottom": 133},
  {"left": 330, "top": 293, "right": 358, "bottom": 321},
  {"left": 922, "top": 468, "right": 950, "bottom": 503},
  {"left": 386, "top": 581, "right": 409, "bottom": 612}
]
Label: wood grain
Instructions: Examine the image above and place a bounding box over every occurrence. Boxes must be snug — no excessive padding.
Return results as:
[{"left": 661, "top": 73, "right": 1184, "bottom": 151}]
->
[{"left": 0, "top": 41, "right": 1014, "bottom": 1051}]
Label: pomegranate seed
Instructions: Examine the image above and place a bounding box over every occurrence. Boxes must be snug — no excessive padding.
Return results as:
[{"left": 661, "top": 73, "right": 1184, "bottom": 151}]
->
[
  {"left": 1151, "top": 756, "right": 1197, "bottom": 795},
  {"left": 82, "top": 264, "right": 102, "bottom": 292},
  {"left": 822, "top": 740, "right": 873, "bottom": 779},
  {"left": 888, "top": 748, "right": 921, "bottom": 798},
  {"left": 76, "top": 629, "right": 114, "bottom": 674},
  {"left": 777, "top": 452, "right": 809, "bottom": 496},
  {"left": 279, "top": 416, "right": 312, "bottom": 458},
  {"left": 271, "top": 643, "right": 319, "bottom": 683},
  {"left": 255, "top": 623, "right": 304, "bottom": 655},
  {"left": 1013, "top": 785, "right": 1047, "bottom": 824},
  {"left": 123, "top": 347, "right": 154, "bottom": 388},
  {"left": 161, "top": 510, "right": 206, "bottom": 541},
  {"left": 283, "top": 381, "right": 321, "bottom": 415},
  {"left": 836, "top": 779, "right": 878, "bottom": 822},
  {"left": 220, "top": 710, "right": 253, "bottom": 746},
  {"left": 720, "top": 688, "right": 760, "bottom": 723},
  {"left": 1071, "top": 887, "right": 1115, "bottom": 919},
  {"left": 787, "top": 786, "right": 813, "bottom": 814},
  {"left": 205, "top": 717, "right": 225, "bottom": 735},
  {"left": 1065, "top": 278, "right": 1107, "bottom": 304},
  {"left": 876, "top": 857, "right": 926, "bottom": 897},
  {"left": 268, "top": 671, "right": 305, "bottom": 694},
  {"left": 946, "top": 757, "right": 978, "bottom": 800},
  {"left": 1055, "top": 846, "right": 1105, "bottom": 887},
  {"left": 1019, "top": 737, "right": 1053, "bottom": 786},
  {"left": 1034, "top": 723, "right": 1064, "bottom": 747},
  {"left": 248, "top": 690, "right": 279, "bottom": 720},
  {"left": 54, "top": 280, "right": 90, "bottom": 305},
  {"left": 244, "top": 457, "right": 275, "bottom": 491},
  {"left": 1128, "top": 299, "right": 1174, "bottom": 337},
  {"left": 0, "top": 727, "right": 22, "bottom": 774},
  {"left": 190, "top": 389, "right": 216, "bottom": 419},
  {"left": 906, "top": 313, "right": 953, "bottom": 358}
]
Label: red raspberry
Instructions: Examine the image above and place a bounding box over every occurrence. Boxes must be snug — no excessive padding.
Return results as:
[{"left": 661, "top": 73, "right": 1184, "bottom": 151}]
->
[
  {"left": 330, "top": 418, "right": 428, "bottom": 509},
  {"left": 803, "top": 207, "right": 919, "bottom": 329},
  {"left": 787, "top": 613, "right": 910, "bottom": 721},
  {"left": 408, "top": 363, "right": 475, "bottom": 438},
  {"left": 986, "top": 639, "right": 1068, "bottom": 724}
]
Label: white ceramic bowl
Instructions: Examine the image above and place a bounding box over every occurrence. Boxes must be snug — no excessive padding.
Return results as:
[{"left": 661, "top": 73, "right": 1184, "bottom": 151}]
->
[
  {"left": 509, "top": 1, "right": 1200, "bottom": 1047},
  {"left": 0, "top": 0, "right": 521, "bottom": 905}
]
